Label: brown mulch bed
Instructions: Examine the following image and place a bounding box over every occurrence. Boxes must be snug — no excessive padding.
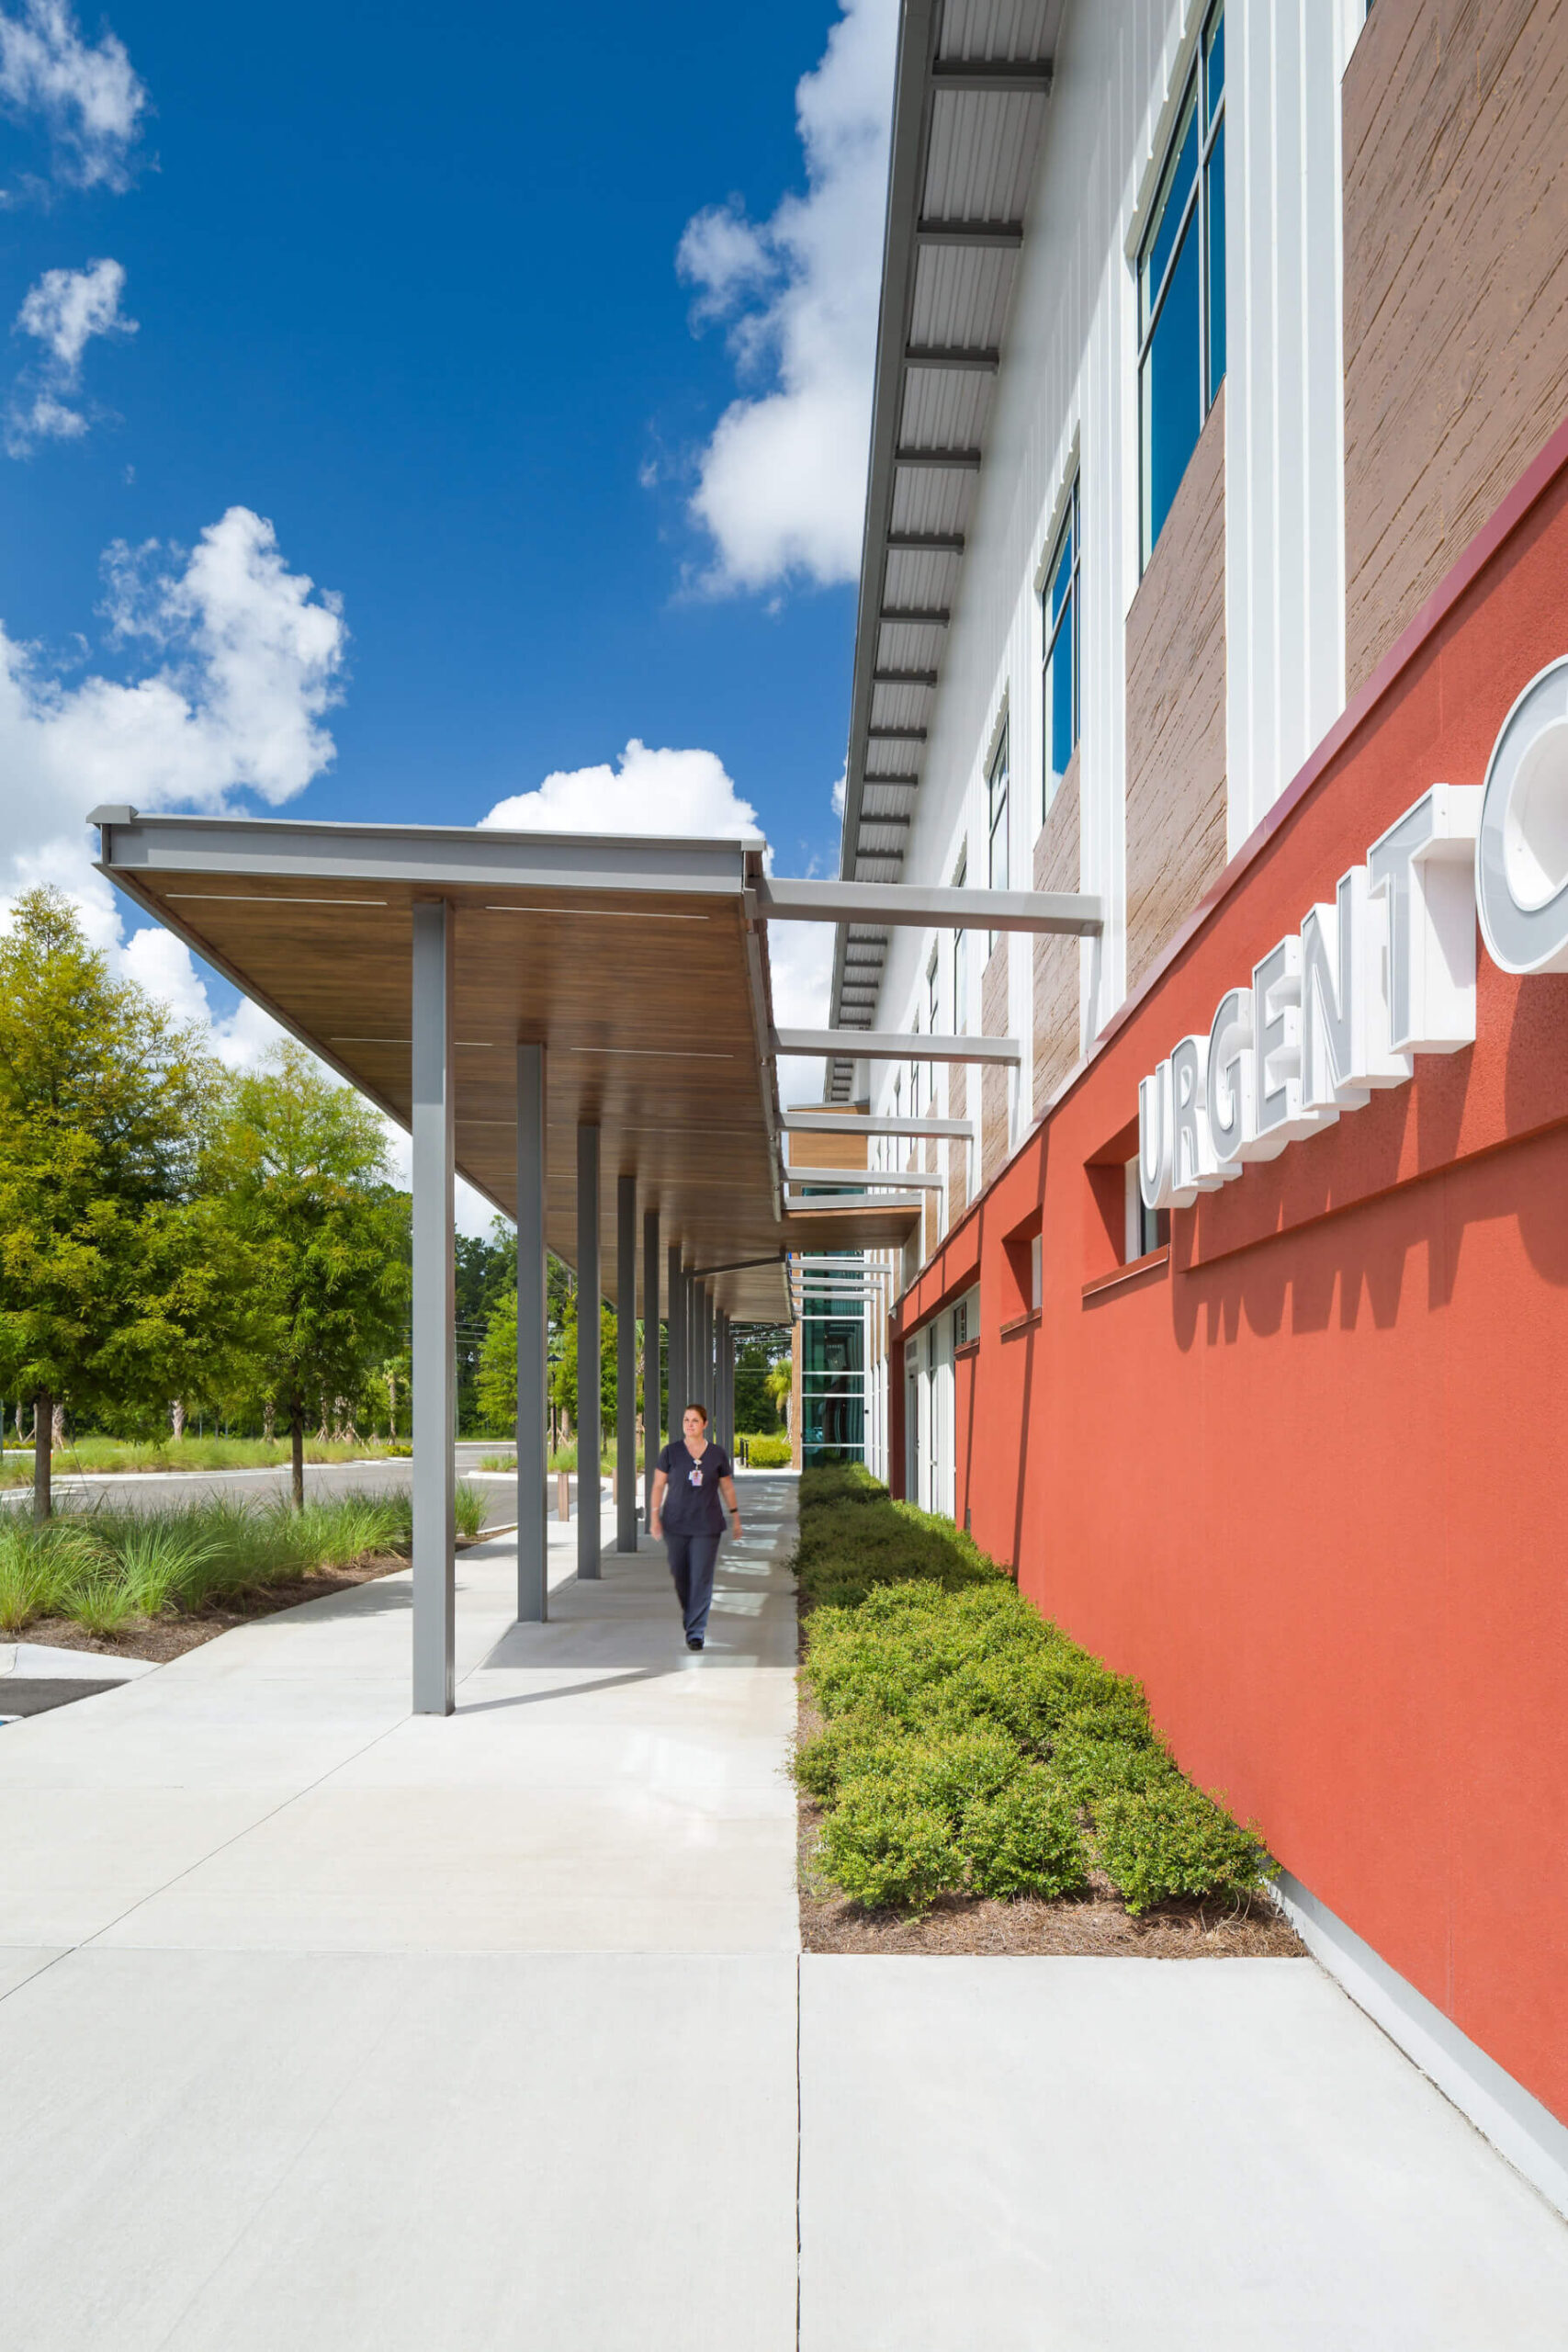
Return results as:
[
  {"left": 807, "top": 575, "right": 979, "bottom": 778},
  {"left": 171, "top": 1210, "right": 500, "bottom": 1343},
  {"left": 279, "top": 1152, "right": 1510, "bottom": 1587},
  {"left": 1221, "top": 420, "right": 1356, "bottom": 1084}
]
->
[
  {"left": 18, "top": 1552, "right": 413, "bottom": 1664},
  {"left": 795, "top": 1673, "right": 1303, "bottom": 1961}
]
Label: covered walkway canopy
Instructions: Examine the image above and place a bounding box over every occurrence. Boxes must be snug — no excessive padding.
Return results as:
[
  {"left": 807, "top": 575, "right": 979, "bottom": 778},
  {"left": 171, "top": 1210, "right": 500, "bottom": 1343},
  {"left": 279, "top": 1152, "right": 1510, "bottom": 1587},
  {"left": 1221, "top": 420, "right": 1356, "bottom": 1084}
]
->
[
  {"left": 92, "top": 806, "right": 1091, "bottom": 1712},
  {"left": 91, "top": 808, "right": 927, "bottom": 1713}
]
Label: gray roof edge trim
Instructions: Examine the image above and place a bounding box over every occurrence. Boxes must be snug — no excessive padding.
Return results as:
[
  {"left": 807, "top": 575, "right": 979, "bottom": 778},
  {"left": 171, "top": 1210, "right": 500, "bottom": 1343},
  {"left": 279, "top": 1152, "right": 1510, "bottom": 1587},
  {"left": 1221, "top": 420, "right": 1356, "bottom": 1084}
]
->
[
  {"left": 829, "top": 0, "right": 940, "bottom": 1090},
  {"left": 92, "top": 811, "right": 761, "bottom": 895}
]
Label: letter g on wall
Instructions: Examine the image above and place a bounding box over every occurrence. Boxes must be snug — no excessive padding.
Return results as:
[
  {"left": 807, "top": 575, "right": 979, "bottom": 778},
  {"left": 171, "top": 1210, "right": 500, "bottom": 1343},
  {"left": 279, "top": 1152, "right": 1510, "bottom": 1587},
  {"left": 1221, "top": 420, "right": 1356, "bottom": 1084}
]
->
[{"left": 1477, "top": 655, "right": 1568, "bottom": 975}]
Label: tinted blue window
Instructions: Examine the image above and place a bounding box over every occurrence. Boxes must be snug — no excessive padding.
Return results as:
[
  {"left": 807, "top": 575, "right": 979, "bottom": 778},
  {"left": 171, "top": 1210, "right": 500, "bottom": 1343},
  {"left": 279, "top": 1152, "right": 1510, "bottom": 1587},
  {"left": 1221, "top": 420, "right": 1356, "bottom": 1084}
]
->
[
  {"left": 1050, "top": 532, "right": 1073, "bottom": 623},
  {"left": 1048, "top": 627, "right": 1074, "bottom": 784},
  {"left": 1138, "top": 0, "right": 1224, "bottom": 568},
  {"left": 1142, "top": 212, "right": 1201, "bottom": 556},
  {"left": 1204, "top": 10, "right": 1224, "bottom": 124},
  {"left": 1143, "top": 95, "right": 1197, "bottom": 331},
  {"left": 1206, "top": 119, "right": 1225, "bottom": 404}
]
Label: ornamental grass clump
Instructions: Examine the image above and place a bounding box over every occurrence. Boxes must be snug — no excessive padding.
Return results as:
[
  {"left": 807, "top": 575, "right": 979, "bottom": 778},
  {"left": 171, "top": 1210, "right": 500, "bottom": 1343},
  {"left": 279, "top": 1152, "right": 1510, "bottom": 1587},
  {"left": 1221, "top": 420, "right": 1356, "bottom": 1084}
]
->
[{"left": 795, "top": 1471, "right": 1274, "bottom": 1917}]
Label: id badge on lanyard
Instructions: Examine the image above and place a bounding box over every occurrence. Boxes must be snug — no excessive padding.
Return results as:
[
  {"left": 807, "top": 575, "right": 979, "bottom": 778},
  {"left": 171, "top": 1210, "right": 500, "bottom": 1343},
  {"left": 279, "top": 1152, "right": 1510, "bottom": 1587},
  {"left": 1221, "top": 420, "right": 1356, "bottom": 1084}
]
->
[{"left": 688, "top": 1462, "right": 705, "bottom": 1489}]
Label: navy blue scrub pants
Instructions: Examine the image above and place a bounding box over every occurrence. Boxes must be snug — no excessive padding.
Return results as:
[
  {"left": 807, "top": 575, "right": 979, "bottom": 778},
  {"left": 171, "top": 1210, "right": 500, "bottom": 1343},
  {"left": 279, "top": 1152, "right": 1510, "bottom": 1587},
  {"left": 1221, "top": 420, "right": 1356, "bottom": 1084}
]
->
[{"left": 664, "top": 1531, "right": 720, "bottom": 1643}]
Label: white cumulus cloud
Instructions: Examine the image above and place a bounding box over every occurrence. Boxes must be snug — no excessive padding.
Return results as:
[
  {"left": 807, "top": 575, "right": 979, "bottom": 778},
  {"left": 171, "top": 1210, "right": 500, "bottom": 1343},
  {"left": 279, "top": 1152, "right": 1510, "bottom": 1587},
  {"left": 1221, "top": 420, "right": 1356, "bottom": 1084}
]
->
[
  {"left": 8, "top": 254, "right": 135, "bottom": 451},
  {"left": 480, "top": 738, "right": 762, "bottom": 840},
  {"left": 676, "top": 0, "right": 896, "bottom": 594},
  {"left": 0, "top": 503, "right": 344, "bottom": 1001},
  {"left": 0, "top": 0, "right": 147, "bottom": 194},
  {"left": 482, "top": 742, "right": 839, "bottom": 1102},
  {"left": 0, "top": 507, "right": 344, "bottom": 897}
]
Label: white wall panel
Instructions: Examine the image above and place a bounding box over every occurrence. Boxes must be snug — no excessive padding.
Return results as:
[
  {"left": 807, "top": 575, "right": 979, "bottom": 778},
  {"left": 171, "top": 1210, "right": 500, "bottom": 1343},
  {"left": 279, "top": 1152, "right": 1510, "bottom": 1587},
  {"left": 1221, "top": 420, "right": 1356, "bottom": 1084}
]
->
[
  {"left": 863, "top": 0, "right": 1355, "bottom": 1152},
  {"left": 1225, "top": 0, "right": 1349, "bottom": 854}
]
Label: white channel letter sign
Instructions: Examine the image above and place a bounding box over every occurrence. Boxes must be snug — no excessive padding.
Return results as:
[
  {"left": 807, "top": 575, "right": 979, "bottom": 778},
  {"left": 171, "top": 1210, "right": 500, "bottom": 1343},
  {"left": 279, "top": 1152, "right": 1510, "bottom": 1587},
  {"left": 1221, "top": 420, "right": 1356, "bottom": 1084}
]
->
[{"left": 1140, "top": 654, "right": 1568, "bottom": 1213}]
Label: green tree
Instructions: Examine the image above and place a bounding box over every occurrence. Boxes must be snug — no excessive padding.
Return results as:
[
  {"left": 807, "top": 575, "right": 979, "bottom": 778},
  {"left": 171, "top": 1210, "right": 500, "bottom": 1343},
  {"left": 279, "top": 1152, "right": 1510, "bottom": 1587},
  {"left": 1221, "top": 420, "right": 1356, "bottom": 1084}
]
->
[
  {"left": 208, "top": 1043, "right": 411, "bottom": 1507},
  {"left": 0, "top": 889, "right": 224, "bottom": 1520},
  {"left": 736, "top": 1326, "right": 791, "bottom": 1433},
  {"left": 478, "top": 1278, "right": 622, "bottom": 1457},
  {"left": 475, "top": 1288, "right": 518, "bottom": 1432},
  {"left": 456, "top": 1219, "right": 516, "bottom": 1433}
]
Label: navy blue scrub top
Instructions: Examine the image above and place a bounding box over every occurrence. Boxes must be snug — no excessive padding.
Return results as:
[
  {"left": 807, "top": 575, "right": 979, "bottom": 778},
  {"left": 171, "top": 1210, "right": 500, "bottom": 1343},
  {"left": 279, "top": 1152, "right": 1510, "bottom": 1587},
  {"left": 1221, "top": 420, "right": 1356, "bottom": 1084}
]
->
[{"left": 657, "top": 1439, "right": 733, "bottom": 1536}]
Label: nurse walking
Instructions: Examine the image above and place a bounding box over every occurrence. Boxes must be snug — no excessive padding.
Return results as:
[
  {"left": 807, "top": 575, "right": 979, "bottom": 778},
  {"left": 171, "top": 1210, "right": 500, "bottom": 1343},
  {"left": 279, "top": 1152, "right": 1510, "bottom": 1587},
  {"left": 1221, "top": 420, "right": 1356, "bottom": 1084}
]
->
[{"left": 650, "top": 1402, "right": 741, "bottom": 1652}]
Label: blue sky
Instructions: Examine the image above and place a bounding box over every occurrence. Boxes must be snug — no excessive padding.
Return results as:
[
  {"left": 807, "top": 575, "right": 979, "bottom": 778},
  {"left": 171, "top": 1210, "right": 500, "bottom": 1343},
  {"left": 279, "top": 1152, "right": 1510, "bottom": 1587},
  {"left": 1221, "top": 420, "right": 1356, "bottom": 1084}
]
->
[{"left": 0, "top": 0, "right": 897, "bottom": 1127}]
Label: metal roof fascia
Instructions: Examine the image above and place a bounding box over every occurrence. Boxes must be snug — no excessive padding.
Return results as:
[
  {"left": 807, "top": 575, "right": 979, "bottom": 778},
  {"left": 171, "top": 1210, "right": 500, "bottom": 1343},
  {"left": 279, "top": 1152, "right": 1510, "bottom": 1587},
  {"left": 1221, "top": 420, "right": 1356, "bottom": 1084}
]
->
[
  {"left": 91, "top": 810, "right": 761, "bottom": 899},
  {"left": 829, "top": 0, "right": 941, "bottom": 1085}
]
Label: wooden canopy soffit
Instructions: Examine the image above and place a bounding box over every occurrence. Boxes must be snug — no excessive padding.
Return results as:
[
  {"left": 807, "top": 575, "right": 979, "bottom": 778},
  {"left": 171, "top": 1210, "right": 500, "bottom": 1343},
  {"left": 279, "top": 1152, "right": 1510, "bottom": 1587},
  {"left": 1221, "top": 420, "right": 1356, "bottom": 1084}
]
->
[{"left": 90, "top": 811, "right": 795, "bottom": 1321}]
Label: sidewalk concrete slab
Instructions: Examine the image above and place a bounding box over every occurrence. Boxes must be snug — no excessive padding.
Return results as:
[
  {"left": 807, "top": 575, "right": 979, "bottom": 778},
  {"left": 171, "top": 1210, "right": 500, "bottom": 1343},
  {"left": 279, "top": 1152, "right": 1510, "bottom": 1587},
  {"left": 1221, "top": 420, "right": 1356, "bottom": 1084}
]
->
[
  {"left": 0, "top": 1949, "right": 796, "bottom": 2352},
  {"left": 0, "top": 1477, "right": 804, "bottom": 2351},
  {"left": 2, "top": 1641, "right": 159, "bottom": 1681},
  {"left": 798, "top": 1954, "right": 1568, "bottom": 2352}
]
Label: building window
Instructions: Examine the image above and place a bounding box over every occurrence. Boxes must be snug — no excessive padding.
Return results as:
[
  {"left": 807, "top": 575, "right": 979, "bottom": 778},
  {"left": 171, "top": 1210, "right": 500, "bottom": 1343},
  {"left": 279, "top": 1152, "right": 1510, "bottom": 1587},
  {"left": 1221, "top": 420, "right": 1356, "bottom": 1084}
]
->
[
  {"left": 1137, "top": 0, "right": 1225, "bottom": 568},
  {"left": 1123, "top": 1158, "right": 1170, "bottom": 1261},
  {"left": 987, "top": 723, "right": 1010, "bottom": 950},
  {"left": 1042, "top": 478, "right": 1079, "bottom": 813},
  {"left": 953, "top": 848, "right": 968, "bottom": 1034},
  {"left": 1030, "top": 1232, "right": 1043, "bottom": 1311},
  {"left": 928, "top": 949, "right": 940, "bottom": 1039}
]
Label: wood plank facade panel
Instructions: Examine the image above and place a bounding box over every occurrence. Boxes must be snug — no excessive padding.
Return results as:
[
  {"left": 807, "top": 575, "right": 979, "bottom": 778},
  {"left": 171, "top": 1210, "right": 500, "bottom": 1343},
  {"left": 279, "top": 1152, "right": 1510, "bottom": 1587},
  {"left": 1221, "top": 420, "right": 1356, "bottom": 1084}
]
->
[
  {"left": 980, "top": 943, "right": 1010, "bottom": 1186},
  {"left": 1344, "top": 0, "right": 1568, "bottom": 691},
  {"left": 1122, "top": 390, "right": 1227, "bottom": 994},
  {"left": 1031, "top": 748, "right": 1080, "bottom": 1112}
]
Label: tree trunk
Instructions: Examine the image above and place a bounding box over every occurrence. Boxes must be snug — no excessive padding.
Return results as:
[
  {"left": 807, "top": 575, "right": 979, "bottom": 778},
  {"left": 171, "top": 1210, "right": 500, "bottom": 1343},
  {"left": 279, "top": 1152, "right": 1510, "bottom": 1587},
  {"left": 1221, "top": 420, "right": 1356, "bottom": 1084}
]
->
[
  {"left": 263, "top": 1399, "right": 276, "bottom": 1444},
  {"left": 317, "top": 1394, "right": 330, "bottom": 1445},
  {"left": 33, "top": 1387, "right": 52, "bottom": 1524},
  {"left": 290, "top": 1397, "right": 306, "bottom": 1512},
  {"left": 386, "top": 1369, "right": 398, "bottom": 1442},
  {"left": 51, "top": 1399, "right": 65, "bottom": 1453},
  {"left": 171, "top": 1396, "right": 186, "bottom": 1441}
]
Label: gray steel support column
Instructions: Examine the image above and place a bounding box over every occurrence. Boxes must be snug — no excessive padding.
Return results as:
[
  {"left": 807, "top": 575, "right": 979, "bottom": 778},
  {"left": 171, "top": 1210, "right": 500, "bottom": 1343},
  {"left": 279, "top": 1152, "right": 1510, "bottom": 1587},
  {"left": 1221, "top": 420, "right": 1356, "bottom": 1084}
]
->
[
  {"left": 715, "top": 1312, "right": 728, "bottom": 1450},
  {"left": 701, "top": 1285, "right": 715, "bottom": 1415},
  {"left": 643, "top": 1208, "right": 660, "bottom": 1528},
  {"left": 577, "top": 1122, "right": 601, "bottom": 1581},
  {"left": 515, "top": 1041, "right": 547, "bottom": 1623},
  {"left": 667, "top": 1245, "right": 685, "bottom": 1434},
  {"left": 730, "top": 1324, "right": 739, "bottom": 1452},
  {"left": 411, "top": 900, "right": 456, "bottom": 1715},
  {"left": 616, "top": 1172, "right": 637, "bottom": 1553}
]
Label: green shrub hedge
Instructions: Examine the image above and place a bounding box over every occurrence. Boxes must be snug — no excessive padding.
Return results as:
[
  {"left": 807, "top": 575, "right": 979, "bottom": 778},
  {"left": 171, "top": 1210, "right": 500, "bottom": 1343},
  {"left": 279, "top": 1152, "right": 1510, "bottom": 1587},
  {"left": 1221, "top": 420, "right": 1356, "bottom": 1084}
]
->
[{"left": 795, "top": 1468, "right": 1274, "bottom": 1916}]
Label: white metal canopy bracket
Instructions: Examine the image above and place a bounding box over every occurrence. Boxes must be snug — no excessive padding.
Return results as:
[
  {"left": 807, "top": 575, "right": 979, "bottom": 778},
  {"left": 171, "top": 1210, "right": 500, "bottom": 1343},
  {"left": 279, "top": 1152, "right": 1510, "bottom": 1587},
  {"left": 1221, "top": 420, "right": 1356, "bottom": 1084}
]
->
[
  {"left": 773, "top": 1026, "right": 1021, "bottom": 1066},
  {"left": 782, "top": 1111, "right": 975, "bottom": 1142},
  {"left": 752, "top": 875, "right": 1102, "bottom": 936}
]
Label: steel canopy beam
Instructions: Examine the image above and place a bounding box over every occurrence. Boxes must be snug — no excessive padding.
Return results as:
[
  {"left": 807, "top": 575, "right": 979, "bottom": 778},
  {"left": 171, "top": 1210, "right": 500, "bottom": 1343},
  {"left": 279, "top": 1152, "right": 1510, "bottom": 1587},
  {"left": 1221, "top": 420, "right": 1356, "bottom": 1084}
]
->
[
  {"left": 931, "top": 60, "right": 1053, "bottom": 92},
  {"left": 786, "top": 1166, "right": 943, "bottom": 1190},
  {"left": 903, "top": 345, "right": 998, "bottom": 371},
  {"left": 773, "top": 1028, "right": 1021, "bottom": 1067},
  {"left": 784, "top": 1190, "right": 928, "bottom": 1208},
  {"left": 782, "top": 1112, "right": 974, "bottom": 1141},
  {"left": 915, "top": 218, "right": 1023, "bottom": 246},
  {"left": 754, "top": 877, "right": 1103, "bottom": 935},
  {"left": 893, "top": 445, "right": 982, "bottom": 469}
]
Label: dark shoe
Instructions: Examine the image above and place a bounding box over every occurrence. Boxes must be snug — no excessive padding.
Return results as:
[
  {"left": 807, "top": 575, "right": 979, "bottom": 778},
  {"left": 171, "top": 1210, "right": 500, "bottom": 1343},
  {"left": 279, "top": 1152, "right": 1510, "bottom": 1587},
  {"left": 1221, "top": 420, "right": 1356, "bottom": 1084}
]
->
[{"left": 686, "top": 1635, "right": 705, "bottom": 1651}]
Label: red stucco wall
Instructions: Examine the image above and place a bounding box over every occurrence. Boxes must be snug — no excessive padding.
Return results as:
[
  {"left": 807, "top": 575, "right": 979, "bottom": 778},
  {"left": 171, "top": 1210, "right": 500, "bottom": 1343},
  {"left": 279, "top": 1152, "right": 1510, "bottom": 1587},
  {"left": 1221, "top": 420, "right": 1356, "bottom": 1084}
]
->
[{"left": 892, "top": 416, "right": 1568, "bottom": 2128}]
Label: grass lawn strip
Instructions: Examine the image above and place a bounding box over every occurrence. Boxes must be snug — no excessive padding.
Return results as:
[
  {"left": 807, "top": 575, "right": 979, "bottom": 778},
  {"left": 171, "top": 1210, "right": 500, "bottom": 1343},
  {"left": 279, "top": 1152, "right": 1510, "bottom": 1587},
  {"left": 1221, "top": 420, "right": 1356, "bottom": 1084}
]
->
[
  {"left": 795, "top": 1466, "right": 1301, "bottom": 1957},
  {"left": 0, "top": 1485, "right": 489, "bottom": 1654}
]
